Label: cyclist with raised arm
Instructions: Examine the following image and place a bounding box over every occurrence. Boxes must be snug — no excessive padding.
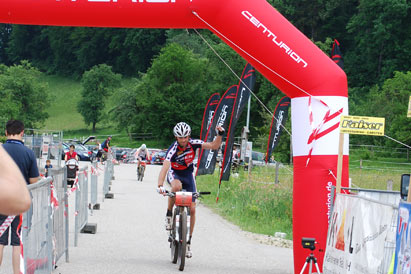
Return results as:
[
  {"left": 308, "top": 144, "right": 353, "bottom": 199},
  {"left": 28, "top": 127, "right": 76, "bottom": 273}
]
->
[{"left": 157, "top": 122, "right": 224, "bottom": 258}]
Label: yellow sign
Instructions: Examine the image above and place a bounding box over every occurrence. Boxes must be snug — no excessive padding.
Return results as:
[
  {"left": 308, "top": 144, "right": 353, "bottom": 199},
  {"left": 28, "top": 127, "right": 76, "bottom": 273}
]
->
[
  {"left": 340, "top": 115, "right": 385, "bottom": 136},
  {"left": 408, "top": 95, "right": 411, "bottom": 118}
]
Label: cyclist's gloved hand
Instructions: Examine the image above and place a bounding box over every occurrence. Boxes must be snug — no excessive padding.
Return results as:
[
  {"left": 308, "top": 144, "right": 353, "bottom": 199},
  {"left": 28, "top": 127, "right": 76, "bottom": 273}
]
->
[
  {"left": 157, "top": 186, "right": 165, "bottom": 194},
  {"left": 216, "top": 126, "right": 225, "bottom": 136}
]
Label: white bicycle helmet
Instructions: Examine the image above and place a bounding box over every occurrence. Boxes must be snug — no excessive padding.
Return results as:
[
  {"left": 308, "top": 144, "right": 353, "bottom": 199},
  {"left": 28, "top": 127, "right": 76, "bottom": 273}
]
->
[
  {"left": 141, "top": 144, "right": 146, "bottom": 150},
  {"left": 173, "top": 122, "right": 191, "bottom": 137}
]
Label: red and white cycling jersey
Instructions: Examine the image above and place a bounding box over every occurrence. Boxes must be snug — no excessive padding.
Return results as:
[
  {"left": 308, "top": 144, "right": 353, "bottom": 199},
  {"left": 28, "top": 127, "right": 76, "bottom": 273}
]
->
[{"left": 165, "top": 139, "right": 203, "bottom": 173}]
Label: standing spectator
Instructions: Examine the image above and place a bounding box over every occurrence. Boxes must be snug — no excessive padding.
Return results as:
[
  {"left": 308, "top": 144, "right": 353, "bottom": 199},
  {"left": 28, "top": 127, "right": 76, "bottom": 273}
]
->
[
  {"left": 44, "top": 159, "right": 53, "bottom": 177},
  {"left": 64, "top": 145, "right": 79, "bottom": 162},
  {"left": 101, "top": 136, "right": 112, "bottom": 162},
  {"left": 101, "top": 136, "right": 112, "bottom": 152},
  {"left": 0, "top": 120, "right": 40, "bottom": 274},
  {"left": 96, "top": 141, "right": 103, "bottom": 162}
]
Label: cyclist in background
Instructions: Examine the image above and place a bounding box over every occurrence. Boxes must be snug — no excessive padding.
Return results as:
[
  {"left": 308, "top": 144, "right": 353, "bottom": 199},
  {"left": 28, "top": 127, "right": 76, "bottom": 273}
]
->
[
  {"left": 101, "top": 136, "right": 112, "bottom": 153},
  {"left": 136, "top": 144, "right": 148, "bottom": 169},
  {"left": 157, "top": 122, "right": 224, "bottom": 258},
  {"left": 101, "top": 136, "right": 112, "bottom": 162}
]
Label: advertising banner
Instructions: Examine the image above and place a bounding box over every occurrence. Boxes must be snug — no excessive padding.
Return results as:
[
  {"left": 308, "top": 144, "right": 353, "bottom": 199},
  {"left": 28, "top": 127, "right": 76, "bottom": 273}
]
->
[
  {"left": 331, "top": 39, "right": 344, "bottom": 69},
  {"left": 324, "top": 194, "right": 395, "bottom": 274},
  {"left": 200, "top": 93, "right": 221, "bottom": 141},
  {"left": 220, "top": 63, "right": 255, "bottom": 181},
  {"left": 340, "top": 115, "right": 385, "bottom": 136},
  {"left": 265, "top": 96, "right": 290, "bottom": 163},
  {"left": 196, "top": 85, "right": 237, "bottom": 176},
  {"left": 393, "top": 201, "right": 411, "bottom": 274}
]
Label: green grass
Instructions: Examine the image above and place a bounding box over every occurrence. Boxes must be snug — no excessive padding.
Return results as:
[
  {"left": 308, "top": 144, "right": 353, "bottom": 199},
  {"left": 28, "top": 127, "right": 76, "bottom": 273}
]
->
[
  {"left": 43, "top": 75, "right": 86, "bottom": 130},
  {"left": 41, "top": 75, "right": 166, "bottom": 148},
  {"left": 197, "top": 166, "right": 294, "bottom": 240},
  {"left": 43, "top": 75, "right": 135, "bottom": 131},
  {"left": 196, "top": 158, "right": 410, "bottom": 241}
]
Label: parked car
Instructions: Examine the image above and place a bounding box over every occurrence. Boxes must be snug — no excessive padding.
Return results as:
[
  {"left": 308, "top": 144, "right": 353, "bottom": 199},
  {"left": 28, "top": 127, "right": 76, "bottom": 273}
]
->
[
  {"left": 124, "top": 148, "right": 138, "bottom": 163},
  {"left": 84, "top": 144, "right": 99, "bottom": 159},
  {"left": 61, "top": 143, "right": 94, "bottom": 162},
  {"left": 251, "top": 151, "right": 277, "bottom": 166},
  {"left": 151, "top": 150, "right": 167, "bottom": 165}
]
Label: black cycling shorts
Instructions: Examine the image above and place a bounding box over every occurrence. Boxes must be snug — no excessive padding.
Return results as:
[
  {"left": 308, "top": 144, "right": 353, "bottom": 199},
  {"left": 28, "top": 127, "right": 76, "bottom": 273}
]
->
[
  {"left": 167, "top": 170, "right": 197, "bottom": 202},
  {"left": 0, "top": 215, "right": 21, "bottom": 246}
]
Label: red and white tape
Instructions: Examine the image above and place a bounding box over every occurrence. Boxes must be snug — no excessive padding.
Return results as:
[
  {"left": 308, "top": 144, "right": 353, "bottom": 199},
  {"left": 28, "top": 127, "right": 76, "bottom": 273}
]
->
[
  {"left": 0, "top": 215, "right": 16, "bottom": 237},
  {"left": 67, "top": 172, "right": 79, "bottom": 196},
  {"left": 18, "top": 215, "right": 24, "bottom": 274},
  {"left": 91, "top": 165, "right": 98, "bottom": 175},
  {"left": 50, "top": 180, "right": 59, "bottom": 211}
]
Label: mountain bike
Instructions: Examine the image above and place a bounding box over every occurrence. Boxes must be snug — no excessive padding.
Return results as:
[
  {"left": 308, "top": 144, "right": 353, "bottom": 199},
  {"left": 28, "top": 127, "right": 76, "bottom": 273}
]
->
[
  {"left": 137, "top": 161, "right": 146, "bottom": 181},
  {"left": 164, "top": 190, "right": 210, "bottom": 271}
]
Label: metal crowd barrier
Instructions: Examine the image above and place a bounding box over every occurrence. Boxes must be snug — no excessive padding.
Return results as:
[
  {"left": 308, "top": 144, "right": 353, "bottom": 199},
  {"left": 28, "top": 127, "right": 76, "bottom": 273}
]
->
[
  {"left": 20, "top": 160, "right": 108, "bottom": 273},
  {"left": 49, "top": 167, "right": 69, "bottom": 265},
  {"left": 329, "top": 186, "right": 400, "bottom": 274},
  {"left": 74, "top": 167, "right": 88, "bottom": 247},
  {"left": 22, "top": 178, "right": 54, "bottom": 274},
  {"left": 90, "top": 161, "right": 100, "bottom": 211},
  {"left": 103, "top": 153, "right": 115, "bottom": 199}
]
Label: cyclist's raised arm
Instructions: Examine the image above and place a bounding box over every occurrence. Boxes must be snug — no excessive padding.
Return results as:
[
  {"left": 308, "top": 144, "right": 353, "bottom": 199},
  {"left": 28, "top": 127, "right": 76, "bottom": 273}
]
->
[
  {"left": 158, "top": 160, "right": 171, "bottom": 188},
  {"left": 201, "top": 126, "right": 225, "bottom": 150}
]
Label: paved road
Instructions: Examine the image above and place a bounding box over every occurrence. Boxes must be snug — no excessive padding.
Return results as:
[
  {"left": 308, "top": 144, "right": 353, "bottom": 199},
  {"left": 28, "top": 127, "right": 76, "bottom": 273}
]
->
[{"left": 1, "top": 163, "right": 293, "bottom": 274}]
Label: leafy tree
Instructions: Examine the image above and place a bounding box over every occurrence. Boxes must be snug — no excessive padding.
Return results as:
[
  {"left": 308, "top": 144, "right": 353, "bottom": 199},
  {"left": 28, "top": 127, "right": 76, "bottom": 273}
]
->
[
  {"left": 367, "top": 71, "right": 411, "bottom": 145},
  {"left": 0, "top": 24, "right": 12, "bottom": 65},
  {"left": 117, "top": 43, "right": 210, "bottom": 139},
  {"left": 345, "top": 0, "right": 411, "bottom": 88},
  {"left": 42, "top": 26, "right": 79, "bottom": 75},
  {"left": 110, "top": 79, "right": 140, "bottom": 136},
  {"left": 6, "top": 25, "right": 52, "bottom": 70},
  {"left": 0, "top": 61, "right": 49, "bottom": 128},
  {"left": 77, "top": 64, "right": 121, "bottom": 132}
]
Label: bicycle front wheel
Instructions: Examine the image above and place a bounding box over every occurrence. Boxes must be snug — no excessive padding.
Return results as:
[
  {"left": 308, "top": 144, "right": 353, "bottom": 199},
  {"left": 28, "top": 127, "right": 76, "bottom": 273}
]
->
[
  {"left": 140, "top": 166, "right": 145, "bottom": 181},
  {"left": 171, "top": 209, "right": 178, "bottom": 264},
  {"left": 177, "top": 210, "right": 187, "bottom": 271}
]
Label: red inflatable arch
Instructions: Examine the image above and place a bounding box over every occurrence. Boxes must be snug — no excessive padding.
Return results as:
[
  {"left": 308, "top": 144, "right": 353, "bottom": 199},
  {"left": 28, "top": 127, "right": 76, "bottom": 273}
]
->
[{"left": 0, "top": 0, "right": 349, "bottom": 272}]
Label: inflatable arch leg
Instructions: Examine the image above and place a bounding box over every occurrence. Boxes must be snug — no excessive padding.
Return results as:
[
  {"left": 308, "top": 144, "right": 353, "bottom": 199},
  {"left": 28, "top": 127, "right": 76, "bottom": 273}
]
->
[{"left": 0, "top": 0, "right": 349, "bottom": 272}]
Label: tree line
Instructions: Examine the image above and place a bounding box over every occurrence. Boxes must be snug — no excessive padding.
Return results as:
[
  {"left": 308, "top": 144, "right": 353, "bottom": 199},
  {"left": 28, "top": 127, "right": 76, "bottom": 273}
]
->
[{"left": 0, "top": 0, "right": 409, "bottom": 160}]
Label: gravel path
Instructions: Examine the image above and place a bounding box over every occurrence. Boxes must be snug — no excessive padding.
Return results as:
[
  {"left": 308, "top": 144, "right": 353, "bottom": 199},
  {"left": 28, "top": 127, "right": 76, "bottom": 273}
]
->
[{"left": 1, "top": 163, "right": 294, "bottom": 274}]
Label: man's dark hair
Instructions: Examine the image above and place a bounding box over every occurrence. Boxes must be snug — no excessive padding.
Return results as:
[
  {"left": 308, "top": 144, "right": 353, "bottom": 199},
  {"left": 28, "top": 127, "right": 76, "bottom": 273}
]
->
[
  {"left": 70, "top": 145, "right": 75, "bottom": 149},
  {"left": 6, "top": 120, "right": 24, "bottom": 135}
]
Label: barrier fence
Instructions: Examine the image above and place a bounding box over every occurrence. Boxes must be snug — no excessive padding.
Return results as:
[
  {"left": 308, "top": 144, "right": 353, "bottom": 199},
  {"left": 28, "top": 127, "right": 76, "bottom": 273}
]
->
[
  {"left": 103, "top": 152, "right": 115, "bottom": 199},
  {"left": 90, "top": 161, "right": 99, "bottom": 210},
  {"left": 49, "top": 167, "right": 69, "bottom": 265},
  {"left": 23, "top": 129, "right": 64, "bottom": 168},
  {"left": 23, "top": 178, "right": 53, "bottom": 274},
  {"left": 329, "top": 186, "right": 400, "bottom": 274},
  {"left": 74, "top": 167, "right": 89, "bottom": 247},
  {"left": 18, "top": 157, "right": 114, "bottom": 273}
]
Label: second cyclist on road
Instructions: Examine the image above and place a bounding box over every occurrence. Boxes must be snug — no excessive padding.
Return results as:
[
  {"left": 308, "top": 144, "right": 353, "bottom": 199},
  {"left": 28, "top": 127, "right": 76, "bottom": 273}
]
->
[{"left": 136, "top": 144, "right": 148, "bottom": 177}]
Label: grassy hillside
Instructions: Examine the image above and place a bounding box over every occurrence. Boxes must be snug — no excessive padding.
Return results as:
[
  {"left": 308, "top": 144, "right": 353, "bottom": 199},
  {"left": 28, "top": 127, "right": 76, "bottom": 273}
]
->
[
  {"left": 43, "top": 75, "right": 86, "bottom": 130},
  {"left": 41, "top": 75, "right": 168, "bottom": 148}
]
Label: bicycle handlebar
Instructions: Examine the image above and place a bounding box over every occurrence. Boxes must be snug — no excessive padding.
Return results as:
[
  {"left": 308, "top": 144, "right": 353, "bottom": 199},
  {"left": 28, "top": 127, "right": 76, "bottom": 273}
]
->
[{"left": 161, "top": 190, "right": 211, "bottom": 198}]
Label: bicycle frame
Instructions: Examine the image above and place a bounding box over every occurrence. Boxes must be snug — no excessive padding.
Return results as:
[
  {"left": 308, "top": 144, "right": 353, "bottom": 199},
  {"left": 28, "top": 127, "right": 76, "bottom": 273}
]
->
[
  {"left": 174, "top": 192, "right": 192, "bottom": 243},
  {"left": 164, "top": 190, "right": 210, "bottom": 271}
]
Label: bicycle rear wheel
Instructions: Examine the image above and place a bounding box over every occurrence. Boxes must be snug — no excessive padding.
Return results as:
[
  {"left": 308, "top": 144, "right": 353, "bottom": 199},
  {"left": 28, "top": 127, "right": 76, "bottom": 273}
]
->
[
  {"left": 177, "top": 210, "right": 187, "bottom": 271},
  {"left": 171, "top": 209, "right": 178, "bottom": 264}
]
